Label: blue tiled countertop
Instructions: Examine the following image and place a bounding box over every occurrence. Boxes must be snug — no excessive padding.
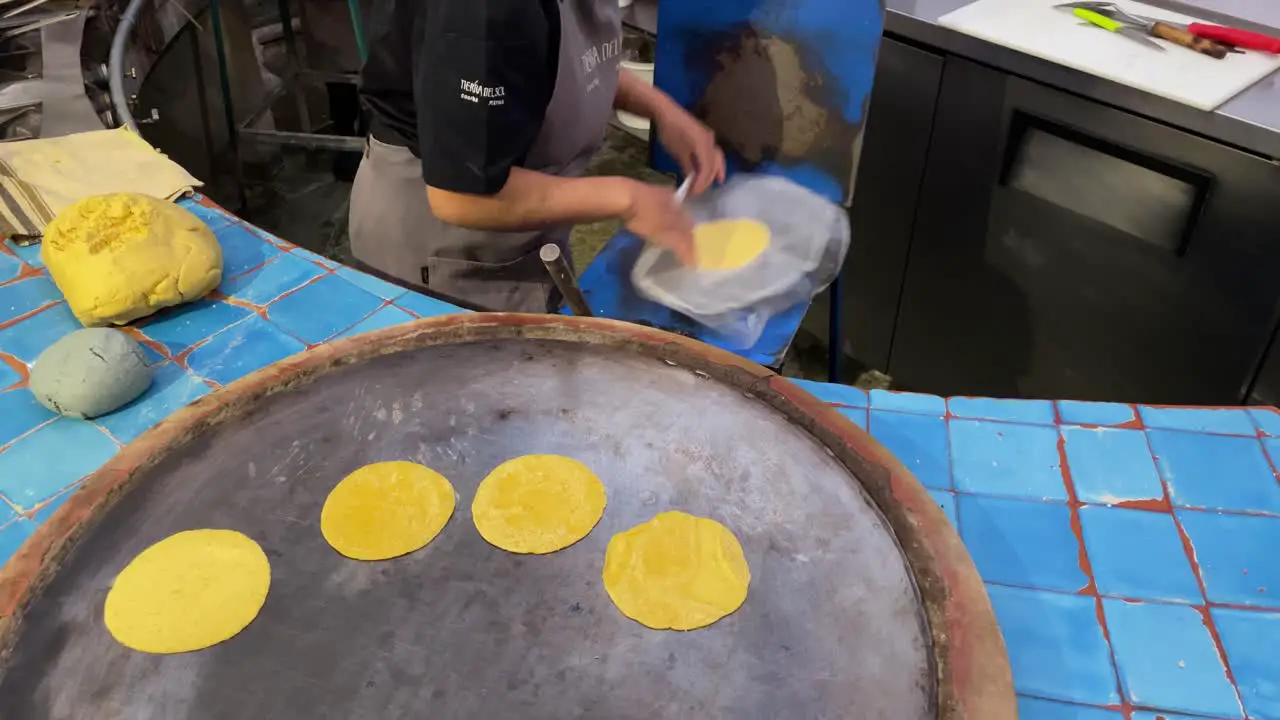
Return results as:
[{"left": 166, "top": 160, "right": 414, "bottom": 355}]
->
[{"left": 2, "top": 198, "right": 1278, "bottom": 719}]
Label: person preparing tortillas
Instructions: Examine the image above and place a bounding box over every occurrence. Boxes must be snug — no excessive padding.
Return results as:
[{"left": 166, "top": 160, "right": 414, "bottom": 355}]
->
[{"left": 352, "top": 0, "right": 726, "bottom": 312}]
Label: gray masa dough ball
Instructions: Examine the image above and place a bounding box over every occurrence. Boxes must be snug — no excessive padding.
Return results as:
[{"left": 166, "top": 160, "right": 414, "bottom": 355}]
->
[{"left": 29, "top": 328, "right": 153, "bottom": 419}]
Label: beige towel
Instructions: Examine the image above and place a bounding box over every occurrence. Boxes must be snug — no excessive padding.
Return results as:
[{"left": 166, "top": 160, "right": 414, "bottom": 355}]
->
[{"left": 0, "top": 127, "right": 202, "bottom": 237}]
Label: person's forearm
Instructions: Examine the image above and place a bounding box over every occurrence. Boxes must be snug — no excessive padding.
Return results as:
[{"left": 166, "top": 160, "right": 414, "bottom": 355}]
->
[
  {"left": 427, "top": 168, "right": 634, "bottom": 232},
  {"left": 613, "top": 69, "right": 679, "bottom": 120}
]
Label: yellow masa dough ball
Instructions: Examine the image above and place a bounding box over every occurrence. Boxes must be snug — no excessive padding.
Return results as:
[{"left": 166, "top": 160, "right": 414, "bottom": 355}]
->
[
  {"left": 41, "top": 193, "right": 223, "bottom": 327},
  {"left": 692, "top": 218, "right": 771, "bottom": 271},
  {"left": 472, "top": 454, "right": 607, "bottom": 554},
  {"left": 104, "top": 529, "right": 271, "bottom": 654},
  {"left": 602, "top": 511, "right": 750, "bottom": 631},
  {"left": 321, "top": 461, "right": 456, "bottom": 561}
]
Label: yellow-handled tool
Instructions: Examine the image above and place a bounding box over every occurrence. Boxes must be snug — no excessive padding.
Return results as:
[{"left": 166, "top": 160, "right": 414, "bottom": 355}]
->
[{"left": 1071, "top": 6, "right": 1167, "bottom": 51}]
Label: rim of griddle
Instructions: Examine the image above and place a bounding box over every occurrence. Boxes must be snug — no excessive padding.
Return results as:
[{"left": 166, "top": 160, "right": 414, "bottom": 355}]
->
[{"left": 0, "top": 313, "right": 1015, "bottom": 719}]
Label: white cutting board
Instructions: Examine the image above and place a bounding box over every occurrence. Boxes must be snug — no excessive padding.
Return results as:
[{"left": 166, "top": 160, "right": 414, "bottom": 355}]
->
[{"left": 938, "top": 0, "right": 1280, "bottom": 110}]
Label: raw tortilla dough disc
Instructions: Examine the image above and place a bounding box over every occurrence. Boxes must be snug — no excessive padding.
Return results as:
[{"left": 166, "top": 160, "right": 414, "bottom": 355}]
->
[
  {"left": 321, "top": 461, "right": 456, "bottom": 560},
  {"left": 472, "top": 454, "right": 607, "bottom": 554},
  {"left": 104, "top": 529, "right": 270, "bottom": 654},
  {"left": 602, "top": 510, "right": 750, "bottom": 630},
  {"left": 693, "top": 218, "right": 771, "bottom": 271}
]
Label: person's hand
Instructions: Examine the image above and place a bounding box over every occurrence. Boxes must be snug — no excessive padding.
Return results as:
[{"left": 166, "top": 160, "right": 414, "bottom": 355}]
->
[
  {"left": 655, "top": 105, "right": 726, "bottom": 197},
  {"left": 621, "top": 179, "right": 696, "bottom": 265}
]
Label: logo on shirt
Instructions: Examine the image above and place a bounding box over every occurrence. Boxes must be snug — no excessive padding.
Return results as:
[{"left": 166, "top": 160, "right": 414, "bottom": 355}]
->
[
  {"left": 579, "top": 37, "right": 621, "bottom": 77},
  {"left": 460, "top": 79, "right": 505, "bottom": 106}
]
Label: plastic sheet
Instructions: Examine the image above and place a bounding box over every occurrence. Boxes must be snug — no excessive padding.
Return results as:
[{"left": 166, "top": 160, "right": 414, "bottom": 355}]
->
[{"left": 632, "top": 174, "right": 850, "bottom": 348}]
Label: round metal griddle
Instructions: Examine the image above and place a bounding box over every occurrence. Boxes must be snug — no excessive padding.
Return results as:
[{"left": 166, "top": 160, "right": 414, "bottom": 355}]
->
[{"left": 0, "top": 315, "right": 1014, "bottom": 719}]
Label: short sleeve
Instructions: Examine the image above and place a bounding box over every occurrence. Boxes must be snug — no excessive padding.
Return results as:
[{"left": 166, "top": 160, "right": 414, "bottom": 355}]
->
[{"left": 414, "top": 0, "right": 557, "bottom": 194}]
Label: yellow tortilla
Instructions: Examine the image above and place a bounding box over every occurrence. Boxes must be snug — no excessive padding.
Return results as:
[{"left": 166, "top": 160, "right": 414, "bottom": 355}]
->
[
  {"left": 693, "top": 218, "right": 771, "bottom": 271},
  {"left": 472, "top": 454, "right": 607, "bottom": 554},
  {"left": 104, "top": 529, "right": 271, "bottom": 654},
  {"left": 602, "top": 511, "right": 750, "bottom": 631},
  {"left": 321, "top": 461, "right": 456, "bottom": 560}
]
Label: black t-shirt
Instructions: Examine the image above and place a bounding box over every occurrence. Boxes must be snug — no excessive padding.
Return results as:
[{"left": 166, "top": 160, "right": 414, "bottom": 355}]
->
[{"left": 359, "top": 0, "right": 561, "bottom": 195}]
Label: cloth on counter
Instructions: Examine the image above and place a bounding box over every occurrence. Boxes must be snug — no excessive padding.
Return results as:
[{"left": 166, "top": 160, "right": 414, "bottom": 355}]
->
[{"left": 0, "top": 127, "right": 201, "bottom": 237}]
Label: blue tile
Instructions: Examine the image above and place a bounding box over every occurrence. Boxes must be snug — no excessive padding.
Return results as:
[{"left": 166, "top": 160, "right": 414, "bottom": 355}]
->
[
  {"left": 289, "top": 247, "right": 338, "bottom": 269},
  {"left": 0, "top": 419, "right": 118, "bottom": 509},
  {"left": 1139, "top": 406, "right": 1257, "bottom": 437},
  {"left": 0, "top": 276, "right": 60, "bottom": 319},
  {"left": 959, "top": 495, "right": 1087, "bottom": 592},
  {"left": 96, "top": 362, "right": 210, "bottom": 444},
  {"left": 1103, "top": 599, "right": 1241, "bottom": 717},
  {"left": 31, "top": 484, "right": 77, "bottom": 524},
  {"left": 1149, "top": 431, "right": 1280, "bottom": 513},
  {"left": 0, "top": 304, "right": 80, "bottom": 365},
  {"left": 1057, "top": 400, "right": 1137, "bottom": 427},
  {"left": 868, "top": 389, "right": 945, "bottom": 416},
  {"left": 177, "top": 197, "right": 235, "bottom": 231},
  {"left": 951, "top": 420, "right": 1066, "bottom": 500},
  {"left": 139, "top": 299, "right": 252, "bottom": 354},
  {"left": 1062, "top": 427, "right": 1163, "bottom": 505},
  {"left": 334, "top": 305, "right": 416, "bottom": 340},
  {"left": 986, "top": 584, "right": 1118, "bottom": 705},
  {"left": 218, "top": 253, "right": 326, "bottom": 305},
  {"left": 0, "top": 357, "right": 20, "bottom": 390},
  {"left": 1131, "top": 707, "right": 1228, "bottom": 712},
  {"left": 0, "top": 388, "right": 56, "bottom": 447},
  {"left": 3, "top": 240, "right": 41, "bottom": 268},
  {"left": 1016, "top": 697, "right": 1121, "bottom": 720},
  {"left": 928, "top": 489, "right": 957, "bottom": 528},
  {"left": 948, "top": 396, "right": 1056, "bottom": 425},
  {"left": 1178, "top": 510, "right": 1280, "bottom": 609},
  {"left": 788, "top": 378, "right": 868, "bottom": 408},
  {"left": 835, "top": 406, "right": 867, "bottom": 430},
  {"left": 335, "top": 266, "right": 409, "bottom": 302},
  {"left": 185, "top": 315, "right": 306, "bottom": 387},
  {"left": 394, "top": 291, "right": 466, "bottom": 319},
  {"left": 266, "top": 274, "right": 383, "bottom": 344},
  {"left": 215, "top": 222, "right": 283, "bottom": 277},
  {"left": 1212, "top": 607, "right": 1280, "bottom": 719},
  {"left": 1250, "top": 407, "right": 1280, "bottom": 438},
  {"left": 1078, "top": 506, "right": 1201, "bottom": 603},
  {"left": 0, "top": 518, "right": 35, "bottom": 566},
  {"left": 868, "top": 410, "right": 950, "bottom": 490},
  {"left": 0, "top": 249, "right": 21, "bottom": 283}
]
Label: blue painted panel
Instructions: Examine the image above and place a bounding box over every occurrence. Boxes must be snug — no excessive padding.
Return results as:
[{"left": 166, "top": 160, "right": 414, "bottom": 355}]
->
[{"left": 652, "top": 0, "right": 884, "bottom": 203}]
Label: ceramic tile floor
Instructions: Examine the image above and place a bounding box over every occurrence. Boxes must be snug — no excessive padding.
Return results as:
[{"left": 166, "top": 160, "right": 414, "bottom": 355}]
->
[{"left": 0, "top": 199, "right": 1278, "bottom": 718}]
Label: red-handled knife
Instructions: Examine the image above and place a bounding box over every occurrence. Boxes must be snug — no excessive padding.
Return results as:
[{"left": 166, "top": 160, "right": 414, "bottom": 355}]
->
[{"left": 1187, "top": 23, "right": 1280, "bottom": 53}]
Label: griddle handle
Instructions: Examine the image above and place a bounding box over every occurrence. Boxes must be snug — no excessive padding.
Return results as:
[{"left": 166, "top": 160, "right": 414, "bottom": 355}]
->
[{"left": 539, "top": 243, "right": 593, "bottom": 317}]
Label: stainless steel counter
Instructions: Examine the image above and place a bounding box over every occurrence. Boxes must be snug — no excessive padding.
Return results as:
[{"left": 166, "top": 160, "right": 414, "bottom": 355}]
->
[{"left": 887, "top": 0, "right": 1280, "bottom": 159}]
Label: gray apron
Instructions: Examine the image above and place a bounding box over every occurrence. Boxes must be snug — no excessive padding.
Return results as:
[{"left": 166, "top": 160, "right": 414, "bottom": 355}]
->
[{"left": 348, "top": 0, "right": 623, "bottom": 312}]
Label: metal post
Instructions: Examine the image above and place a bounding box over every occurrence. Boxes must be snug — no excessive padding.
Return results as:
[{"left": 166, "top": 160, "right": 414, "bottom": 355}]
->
[{"left": 540, "top": 244, "right": 592, "bottom": 317}]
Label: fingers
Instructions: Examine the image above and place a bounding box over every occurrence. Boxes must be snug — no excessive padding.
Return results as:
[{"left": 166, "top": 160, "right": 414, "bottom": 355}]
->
[{"left": 688, "top": 138, "right": 725, "bottom": 196}]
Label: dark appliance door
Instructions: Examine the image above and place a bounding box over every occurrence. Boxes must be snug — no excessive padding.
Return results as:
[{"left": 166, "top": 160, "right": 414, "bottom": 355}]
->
[{"left": 888, "top": 58, "right": 1280, "bottom": 404}]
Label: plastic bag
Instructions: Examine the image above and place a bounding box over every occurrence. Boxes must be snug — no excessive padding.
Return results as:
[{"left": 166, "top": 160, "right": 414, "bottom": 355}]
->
[{"left": 631, "top": 173, "right": 851, "bottom": 349}]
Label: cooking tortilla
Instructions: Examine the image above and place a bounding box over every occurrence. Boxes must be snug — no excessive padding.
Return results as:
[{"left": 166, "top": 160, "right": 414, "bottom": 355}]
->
[
  {"left": 104, "top": 529, "right": 270, "bottom": 654},
  {"left": 602, "top": 510, "right": 750, "bottom": 630},
  {"left": 472, "top": 454, "right": 607, "bottom": 554},
  {"left": 321, "top": 461, "right": 456, "bottom": 561}
]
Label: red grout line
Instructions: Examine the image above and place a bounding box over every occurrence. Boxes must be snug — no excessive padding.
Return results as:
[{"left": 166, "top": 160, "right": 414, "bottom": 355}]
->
[
  {"left": 981, "top": 579, "right": 1280, "bottom": 613},
  {"left": 0, "top": 299, "right": 59, "bottom": 332},
  {"left": 1143, "top": 428, "right": 1249, "bottom": 718},
  {"left": 1057, "top": 429, "right": 1134, "bottom": 718},
  {"left": 0, "top": 350, "right": 28, "bottom": 386}
]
